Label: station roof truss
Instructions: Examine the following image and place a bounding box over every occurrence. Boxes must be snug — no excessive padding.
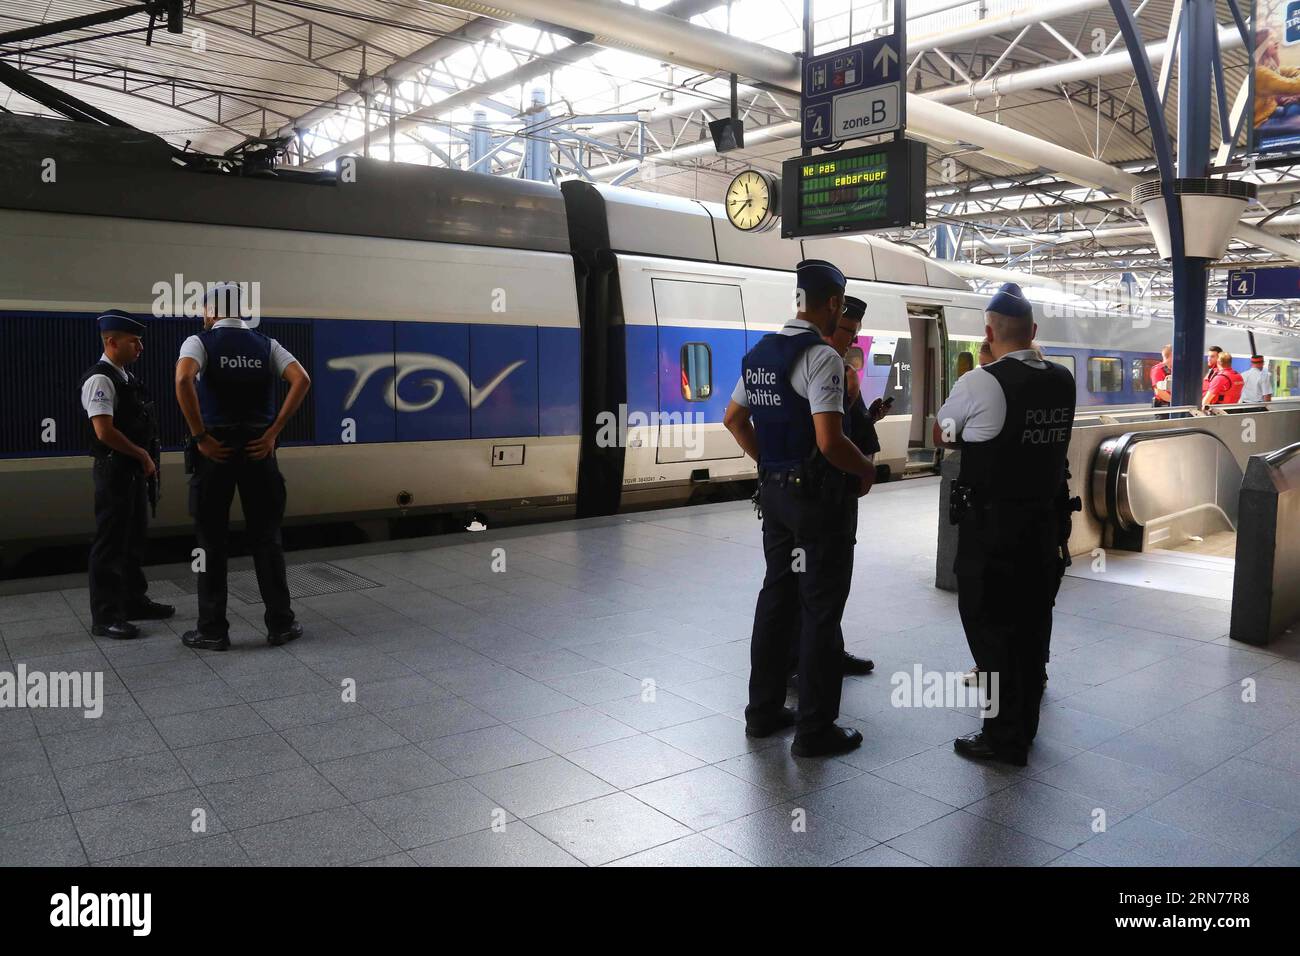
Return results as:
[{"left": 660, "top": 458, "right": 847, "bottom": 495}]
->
[{"left": 4, "top": 0, "right": 1300, "bottom": 330}]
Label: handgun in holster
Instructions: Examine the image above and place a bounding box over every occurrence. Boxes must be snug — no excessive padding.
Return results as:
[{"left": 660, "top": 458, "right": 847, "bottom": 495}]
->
[{"left": 948, "top": 481, "right": 974, "bottom": 525}]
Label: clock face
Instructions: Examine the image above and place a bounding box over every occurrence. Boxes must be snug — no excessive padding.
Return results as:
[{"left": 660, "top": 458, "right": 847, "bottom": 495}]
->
[{"left": 726, "top": 170, "right": 777, "bottom": 232}]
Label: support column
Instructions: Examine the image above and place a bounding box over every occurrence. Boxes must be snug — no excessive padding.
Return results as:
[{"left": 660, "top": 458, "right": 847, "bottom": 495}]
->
[
  {"left": 1171, "top": 0, "right": 1215, "bottom": 407},
  {"left": 523, "top": 88, "right": 552, "bottom": 182},
  {"left": 469, "top": 109, "right": 490, "bottom": 171}
]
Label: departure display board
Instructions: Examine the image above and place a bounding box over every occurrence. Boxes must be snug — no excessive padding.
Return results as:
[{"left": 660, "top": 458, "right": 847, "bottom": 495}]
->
[{"left": 780, "top": 139, "right": 926, "bottom": 239}]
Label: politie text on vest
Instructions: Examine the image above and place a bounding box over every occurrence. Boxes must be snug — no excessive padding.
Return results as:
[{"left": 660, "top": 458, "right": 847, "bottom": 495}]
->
[{"left": 1021, "top": 405, "right": 1071, "bottom": 446}]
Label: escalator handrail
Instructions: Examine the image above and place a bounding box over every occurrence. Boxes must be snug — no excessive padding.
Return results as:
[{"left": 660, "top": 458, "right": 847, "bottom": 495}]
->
[{"left": 1092, "top": 427, "right": 1236, "bottom": 531}]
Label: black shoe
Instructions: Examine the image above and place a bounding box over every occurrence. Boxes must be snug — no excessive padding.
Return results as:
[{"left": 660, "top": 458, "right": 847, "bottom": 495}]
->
[
  {"left": 182, "top": 629, "right": 230, "bottom": 652},
  {"left": 125, "top": 600, "right": 175, "bottom": 620},
  {"left": 91, "top": 621, "right": 140, "bottom": 640},
  {"left": 745, "top": 706, "right": 796, "bottom": 738},
  {"left": 953, "top": 731, "right": 1027, "bottom": 767},
  {"left": 842, "top": 651, "right": 874, "bottom": 675},
  {"left": 267, "top": 621, "right": 303, "bottom": 647},
  {"left": 791, "top": 725, "right": 863, "bottom": 757}
]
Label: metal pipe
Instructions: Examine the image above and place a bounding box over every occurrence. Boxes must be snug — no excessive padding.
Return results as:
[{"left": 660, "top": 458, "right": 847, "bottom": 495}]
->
[{"left": 922, "top": 25, "right": 1243, "bottom": 105}]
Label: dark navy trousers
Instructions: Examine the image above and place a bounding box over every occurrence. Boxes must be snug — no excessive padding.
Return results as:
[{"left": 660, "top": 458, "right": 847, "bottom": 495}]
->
[
  {"left": 746, "top": 478, "right": 857, "bottom": 737},
  {"left": 189, "top": 428, "right": 295, "bottom": 637},
  {"left": 88, "top": 455, "right": 150, "bottom": 625}
]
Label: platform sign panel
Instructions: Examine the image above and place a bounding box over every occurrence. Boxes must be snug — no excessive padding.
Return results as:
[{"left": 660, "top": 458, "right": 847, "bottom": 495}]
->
[
  {"left": 801, "top": 34, "right": 903, "bottom": 148},
  {"left": 1227, "top": 266, "right": 1300, "bottom": 299},
  {"left": 781, "top": 139, "right": 926, "bottom": 238},
  {"left": 1250, "top": 1, "right": 1300, "bottom": 156}
]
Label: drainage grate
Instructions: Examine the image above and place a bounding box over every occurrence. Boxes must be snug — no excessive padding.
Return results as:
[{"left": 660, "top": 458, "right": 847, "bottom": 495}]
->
[{"left": 171, "top": 562, "right": 380, "bottom": 604}]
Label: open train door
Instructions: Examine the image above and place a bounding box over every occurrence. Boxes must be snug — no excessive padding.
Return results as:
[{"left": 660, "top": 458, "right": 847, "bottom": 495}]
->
[{"left": 904, "top": 305, "right": 947, "bottom": 473}]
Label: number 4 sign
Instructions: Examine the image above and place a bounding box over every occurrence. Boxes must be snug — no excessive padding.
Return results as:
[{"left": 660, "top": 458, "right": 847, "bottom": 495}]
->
[{"left": 804, "top": 103, "right": 831, "bottom": 145}]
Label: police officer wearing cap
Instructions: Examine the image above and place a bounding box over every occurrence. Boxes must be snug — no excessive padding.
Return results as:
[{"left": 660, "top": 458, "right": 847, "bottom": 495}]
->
[
  {"left": 839, "top": 295, "right": 885, "bottom": 470},
  {"left": 174, "top": 283, "right": 311, "bottom": 651},
  {"left": 935, "top": 282, "right": 1076, "bottom": 766},
  {"left": 80, "top": 310, "right": 174, "bottom": 638},
  {"left": 787, "top": 293, "right": 877, "bottom": 686},
  {"left": 724, "top": 260, "right": 875, "bottom": 758}
]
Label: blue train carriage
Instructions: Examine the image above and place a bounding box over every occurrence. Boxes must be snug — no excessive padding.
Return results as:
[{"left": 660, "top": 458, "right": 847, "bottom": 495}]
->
[
  {"left": 0, "top": 116, "right": 583, "bottom": 545},
  {"left": 562, "top": 181, "right": 978, "bottom": 500}
]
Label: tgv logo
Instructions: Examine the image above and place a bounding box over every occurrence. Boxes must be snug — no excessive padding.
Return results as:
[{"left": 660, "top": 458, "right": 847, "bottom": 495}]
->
[{"left": 326, "top": 352, "right": 525, "bottom": 412}]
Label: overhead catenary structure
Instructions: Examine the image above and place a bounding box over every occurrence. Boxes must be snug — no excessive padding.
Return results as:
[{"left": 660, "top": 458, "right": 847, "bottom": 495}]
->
[{"left": 4, "top": 0, "right": 1300, "bottom": 330}]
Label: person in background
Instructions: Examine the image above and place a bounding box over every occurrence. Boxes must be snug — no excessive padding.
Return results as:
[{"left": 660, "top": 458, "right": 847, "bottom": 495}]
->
[
  {"left": 1241, "top": 355, "right": 1273, "bottom": 404},
  {"left": 1150, "top": 345, "right": 1172, "bottom": 407},
  {"left": 978, "top": 340, "right": 993, "bottom": 368},
  {"left": 956, "top": 351, "right": 975, "bottom": 379},
  {"left": 1202, "top": 345, "right": 1224, "bottom": 398},
  {"left": 1203, "top": 351, "right": 1244, "bottom": 409}
]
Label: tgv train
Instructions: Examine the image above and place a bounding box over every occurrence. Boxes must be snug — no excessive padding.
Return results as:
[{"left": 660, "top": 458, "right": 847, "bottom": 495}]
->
[{"left": 2, "top": 115, "right": 1299, "bottom": 551}]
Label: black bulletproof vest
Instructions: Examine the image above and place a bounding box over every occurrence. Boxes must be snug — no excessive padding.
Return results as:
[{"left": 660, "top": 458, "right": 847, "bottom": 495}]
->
[
  {"left": 957, "top": 356, "right": 1075, "bottom": 503},
  {"left": 844, "top": 390, "right": 880, "bottom": 456},
  {"left": 79, "top": 361, "right": 155, "bottom": 458},
  {"left": 741, "top": 330, "right": 823, "bottom": 470}
]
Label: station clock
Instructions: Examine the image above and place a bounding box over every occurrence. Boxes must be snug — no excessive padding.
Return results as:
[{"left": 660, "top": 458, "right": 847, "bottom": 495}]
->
[{"left": 724, "top": 169, "right": 780, "bottom": 232}]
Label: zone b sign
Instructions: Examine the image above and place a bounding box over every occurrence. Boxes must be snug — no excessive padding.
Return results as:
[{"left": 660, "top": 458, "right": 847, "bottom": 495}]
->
[{"left": 801, "top": 35, "right": 904, "bottom": 148}]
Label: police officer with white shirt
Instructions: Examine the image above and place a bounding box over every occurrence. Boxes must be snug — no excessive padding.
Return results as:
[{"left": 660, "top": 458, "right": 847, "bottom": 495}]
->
[
  {"left": 80, "top": 310, "right": 174, "bottom": 639},
  {"left": 173, "top": 284, "right": 311, "bottom": 651},
  {"left": 723, "top": 260, "right": 874, "bottom": 758},
  {"left": 934, "top": 283, "right": 1077, "bottom": 767}
]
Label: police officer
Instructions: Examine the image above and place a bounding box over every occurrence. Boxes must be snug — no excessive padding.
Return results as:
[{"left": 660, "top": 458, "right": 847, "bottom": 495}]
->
[
  {"left": 788, "top": 294, "right": 876, "bottom": 683},
  {"left": 723, "top": 260, "right": 875, "bottom": 758},
  {"left": 839, "top": 296, "right": 884, "bottom": 468},
  {"left": 80, "top": 310, "right": 174, "bottom": 639},
  {"left": 935, "top": 283, "right": 1076, "bottom": 767},
  {"left": 173, "top": 284, "right": 311, "bottom": 651}
]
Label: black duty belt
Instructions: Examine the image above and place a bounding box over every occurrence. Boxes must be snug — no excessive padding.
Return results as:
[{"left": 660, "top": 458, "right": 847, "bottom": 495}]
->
[
  {"left": 210, "top": 423, "right": 271, "bottom": 440},
  {"left": 758, "top": 467, "right": 804, "bottom": 488}
]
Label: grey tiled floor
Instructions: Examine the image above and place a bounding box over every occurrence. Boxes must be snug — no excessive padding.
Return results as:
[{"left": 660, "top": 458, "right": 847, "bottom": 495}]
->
[{"left": 2, "top": 476, "right": 1299, "bottom": 867}]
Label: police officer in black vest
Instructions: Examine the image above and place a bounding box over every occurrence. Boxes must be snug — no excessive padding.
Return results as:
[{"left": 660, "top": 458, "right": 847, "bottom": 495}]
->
[
  {"left": 724, "top": 260, "right": 875, "bottom": 758},
  {"left": 80, "top": 310, "right": 175, "bottom": 638},
  {"left": 935, "top": 283, "right": 1077, "bottom": 766},
  {"left": 173, "top": 284, "right": 311, "bottom": 651}
]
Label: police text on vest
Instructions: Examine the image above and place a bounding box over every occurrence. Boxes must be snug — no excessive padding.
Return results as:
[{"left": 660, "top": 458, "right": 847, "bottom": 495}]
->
[{"left": 219, "top": 355, "right": 264, "bottom": 369}]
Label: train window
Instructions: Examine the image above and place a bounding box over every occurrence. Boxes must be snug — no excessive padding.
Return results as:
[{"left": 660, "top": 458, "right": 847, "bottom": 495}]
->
[
  {"left": 680, "top": 343, "right": 712, "bottom": 401},
  {"left": 1087, "top": 356, "right": 1124, "bottom": 392},
  {"left": 1132, "top": 358, "right": 1159, "bottom": 392},
  {"left": 1044, "top": 354, "right": 1076, "bottom": 378},
  {"left": 872, "top": 352, "right": 893, "bottom": 366}
]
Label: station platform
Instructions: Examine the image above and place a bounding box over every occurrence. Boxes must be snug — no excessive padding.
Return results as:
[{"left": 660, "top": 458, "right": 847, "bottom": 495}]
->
[{"left": 2, "top": 476, "right": 1298, "bottom": 868}]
